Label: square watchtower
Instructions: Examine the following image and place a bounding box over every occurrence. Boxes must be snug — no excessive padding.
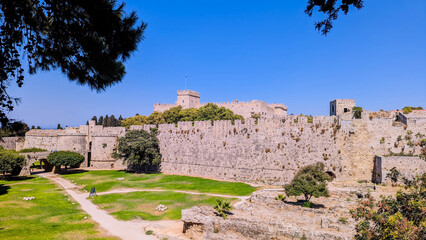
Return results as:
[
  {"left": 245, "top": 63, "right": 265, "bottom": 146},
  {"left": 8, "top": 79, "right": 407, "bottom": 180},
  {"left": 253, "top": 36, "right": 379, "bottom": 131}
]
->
[
  {"left": 176, "top": 90, "right": 200, "bottom": 109},
  {"left": 330, "top": 99, "right": 356, "bottom": 116}
]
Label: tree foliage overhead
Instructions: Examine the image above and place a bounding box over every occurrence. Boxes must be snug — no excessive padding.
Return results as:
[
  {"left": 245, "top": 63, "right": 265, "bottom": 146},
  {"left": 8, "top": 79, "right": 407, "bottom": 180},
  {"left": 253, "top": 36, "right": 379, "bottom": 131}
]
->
[
  {"left": 284, "top": 162, "right": 333, "bottom": 202},
  {"left": 0, "top": 147, "right": 25, "bottom": 179},
  {"left": 113, "top": 129, "right": 161, "bottom": 171},
  {"left": 0, "top": 0, "right": 146, "bottom": 125},
  {"left": 0, "top": 120, "right": 29, "bottom": 137},
  {"left": 120, "top": 103, "right": 244, "bottom": 128},
  {"left": 305, "top": 0, "right": 364, "bottom": 35}
]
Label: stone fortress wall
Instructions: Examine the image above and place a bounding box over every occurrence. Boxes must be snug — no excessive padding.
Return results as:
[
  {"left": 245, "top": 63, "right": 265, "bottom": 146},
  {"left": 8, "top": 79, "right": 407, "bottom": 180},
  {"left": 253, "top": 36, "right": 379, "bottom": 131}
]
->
[
  {"left": 17, "top": 122, "right": 126, "bottom": 169},
  {"left": 132, "top": 110, "right": 425, "bottom": 185},
  {"left": 154, "top": 90, "right": 288, "bottom": 119},
  {"left": 1, "top": 95, "right": 425, "bottom": 185}
]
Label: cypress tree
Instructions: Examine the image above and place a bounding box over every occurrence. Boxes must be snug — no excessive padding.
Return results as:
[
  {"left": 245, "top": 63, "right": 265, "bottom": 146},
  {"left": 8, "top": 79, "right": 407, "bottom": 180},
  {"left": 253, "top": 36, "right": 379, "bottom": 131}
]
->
[
  {"left": 109, "top": 115, "right": 117, "bottom": 127},
  {"left": 103, "top": 115, "right": 109, "bottom": 127},
  {"left": 98, "top": 116, "right": 104, "bottom": 126},
  {"left": 31, "top": 126, "right": 35, "bottom": 129},
  {"left": 91, "top": 116, "right": 98, "bottom": 125},
  {"left": 36, "top": 126, "right": 41, "bottom": 129}
]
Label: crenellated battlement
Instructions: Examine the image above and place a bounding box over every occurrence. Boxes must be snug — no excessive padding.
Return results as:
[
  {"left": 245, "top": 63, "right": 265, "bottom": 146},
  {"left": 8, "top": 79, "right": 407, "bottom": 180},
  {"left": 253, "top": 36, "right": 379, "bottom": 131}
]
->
[{"left": 154, "top": 90, "right": 288, "bottom": 119}]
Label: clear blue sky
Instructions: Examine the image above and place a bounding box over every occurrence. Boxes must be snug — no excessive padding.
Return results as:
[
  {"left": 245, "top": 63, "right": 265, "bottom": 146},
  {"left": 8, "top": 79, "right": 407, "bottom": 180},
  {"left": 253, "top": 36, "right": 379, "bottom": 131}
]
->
[{"left": 9, "top": 0, "right": 426, "bottom": 128}]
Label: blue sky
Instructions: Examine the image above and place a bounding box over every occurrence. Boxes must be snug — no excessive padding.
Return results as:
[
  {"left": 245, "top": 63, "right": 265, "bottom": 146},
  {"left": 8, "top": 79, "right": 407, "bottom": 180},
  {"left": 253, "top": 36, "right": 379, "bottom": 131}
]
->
[{"left": 8, "top": 0, "right": 426, "bottom": 128}]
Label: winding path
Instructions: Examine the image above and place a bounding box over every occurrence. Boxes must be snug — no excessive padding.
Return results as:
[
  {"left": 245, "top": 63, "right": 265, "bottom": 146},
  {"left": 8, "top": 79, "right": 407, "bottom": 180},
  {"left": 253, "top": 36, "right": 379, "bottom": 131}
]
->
[
  {"left": 37, "top": 172, "right": 251, "bottom": 240},
  {"left": 38, "top": 172, "right": 160, "bottom": 240}
]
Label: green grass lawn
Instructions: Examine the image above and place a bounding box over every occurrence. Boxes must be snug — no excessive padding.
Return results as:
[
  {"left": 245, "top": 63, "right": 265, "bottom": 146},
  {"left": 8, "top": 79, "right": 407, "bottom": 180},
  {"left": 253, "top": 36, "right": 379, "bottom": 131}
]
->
[
  {"left": 63, "top": 170, "right": 256, "bottom": 196},
  {"left": 0, "top": 176, "right": 116, "bottom": 240},
  {"left": 92, "top": 191, "right": 236, "bottom": 221}
]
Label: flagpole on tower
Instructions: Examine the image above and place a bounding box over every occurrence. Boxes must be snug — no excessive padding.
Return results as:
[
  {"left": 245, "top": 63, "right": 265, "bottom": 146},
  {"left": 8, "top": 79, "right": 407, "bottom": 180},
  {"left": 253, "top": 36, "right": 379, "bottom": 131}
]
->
[{"left": 185, "top": 74, "right": 187, "bottom": 90}]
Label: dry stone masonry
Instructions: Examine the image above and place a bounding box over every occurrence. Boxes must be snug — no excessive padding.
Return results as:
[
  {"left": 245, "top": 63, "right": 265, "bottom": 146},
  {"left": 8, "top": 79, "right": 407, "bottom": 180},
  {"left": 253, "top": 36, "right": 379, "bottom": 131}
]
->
[{"left": 1, "top": 95, "right": 425, "bottom": 185}]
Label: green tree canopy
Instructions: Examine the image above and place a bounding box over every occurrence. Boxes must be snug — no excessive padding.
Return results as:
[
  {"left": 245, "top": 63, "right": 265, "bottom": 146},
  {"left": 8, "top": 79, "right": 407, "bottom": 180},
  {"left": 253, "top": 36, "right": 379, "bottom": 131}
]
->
[
  {"left": 120, "top": 104, "right": 244, "bottom": 128},
  {"left": 0, "top": 120, "right": 29, "bottom": 137},
  {"left": 47, "top": 151, "right": 84, "bottom": 172},
  {"left": 0, "top": 147, "right": 25, "bottom": 179},
  {"left": 284, "top": 162, "right": 333, "bottom": 202},
  {"left": 113, "top": 129, "right": 161, "bottom": 171},
  {"left": 0, "top": 0, "right": 146, "bottom": 125}
]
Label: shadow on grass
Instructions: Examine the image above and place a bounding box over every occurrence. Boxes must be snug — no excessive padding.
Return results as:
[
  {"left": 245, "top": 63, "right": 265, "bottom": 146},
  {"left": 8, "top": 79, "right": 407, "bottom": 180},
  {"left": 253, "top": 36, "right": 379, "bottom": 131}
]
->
[
  {"left": 1, "top": 175, "right": 35, "bottom": 182},
  {"left": 58, "top": 169, "right": 89, "bottom": 175},
  {"left": 283, "top": 200, "right": 325, "bottom": 209},
  {"left": 0, "top": 184, "right": 11, "bottom": 196}
]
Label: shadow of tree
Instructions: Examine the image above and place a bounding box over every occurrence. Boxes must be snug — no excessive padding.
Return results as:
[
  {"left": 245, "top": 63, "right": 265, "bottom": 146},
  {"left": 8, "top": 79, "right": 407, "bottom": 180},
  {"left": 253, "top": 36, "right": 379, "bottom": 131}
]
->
[
  {"left": 57, "top": 169, "right": 89, "bottom": 175},
  {"left": 1, "top": 175, "right": 35, "bottom": 181},
  {"left": 283, "top": 199, "right": 325, "bottom": 209},
  {"left": 0, "top": 184, "right": 11, "bottom": 196}
]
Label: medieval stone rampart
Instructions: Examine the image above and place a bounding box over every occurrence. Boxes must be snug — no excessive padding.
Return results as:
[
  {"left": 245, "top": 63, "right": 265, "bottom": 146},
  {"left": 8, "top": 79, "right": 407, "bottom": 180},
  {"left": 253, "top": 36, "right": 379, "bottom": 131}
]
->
[
  {"left": 0, "top": 136, "right": 25, "bottom": 151},
  {"left": 13, "top": 108, "right": 426, "bottom": 185},
  {"left": 140, "top": 116, "right": 341, "bottom": 185}
]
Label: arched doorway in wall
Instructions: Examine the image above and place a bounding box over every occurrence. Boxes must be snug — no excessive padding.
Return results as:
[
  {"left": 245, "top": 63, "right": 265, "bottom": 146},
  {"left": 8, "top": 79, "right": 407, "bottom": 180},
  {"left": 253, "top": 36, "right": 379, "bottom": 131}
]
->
[{"left": 87, "top": 142, "right": 92, "bottom": 167}]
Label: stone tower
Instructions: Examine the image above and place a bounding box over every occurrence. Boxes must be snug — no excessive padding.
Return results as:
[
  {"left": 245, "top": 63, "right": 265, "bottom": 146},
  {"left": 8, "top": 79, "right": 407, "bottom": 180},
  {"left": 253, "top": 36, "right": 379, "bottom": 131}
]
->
[
  {"left": 330, "top": 99, "right": 356, "bottom": 116},
  {"left": 176, "top": 90, "right": 200, "bottom": 109}
]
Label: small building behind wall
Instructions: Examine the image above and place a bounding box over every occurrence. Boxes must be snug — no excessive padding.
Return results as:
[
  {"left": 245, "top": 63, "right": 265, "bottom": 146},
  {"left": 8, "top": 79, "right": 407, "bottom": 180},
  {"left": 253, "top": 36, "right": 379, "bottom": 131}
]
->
[{"left": 372, "top": 156, "right": 426, "bottom": 184}]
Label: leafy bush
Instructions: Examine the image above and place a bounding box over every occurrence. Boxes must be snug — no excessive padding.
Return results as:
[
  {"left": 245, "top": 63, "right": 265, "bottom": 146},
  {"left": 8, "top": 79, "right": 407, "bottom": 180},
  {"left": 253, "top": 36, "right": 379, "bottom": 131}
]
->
[
  {"left": 420, "top": 139, "right": 426, "bottom": 160},
  {"left": 19, "top": 148, "right": 47, "bottom": 153},
  {"left": 0, "top": 148, "right": 25, "bottom": 179},
  {"left": 302, "top": 201, "right": 313, "bottom": 208},
  {"left": 352, "top": 107, "right": 363, "bottom": 119},
  {"left": 214, "top": 198, "right": 232, "bottom": 219},
  {"left": 284, "top": 162, "right": 332, "bottom": 202},
  {"left": 386, "top": 167, "right": 400, "bottom": 184},
  {"left": 403, "top": 106, "right": 423, "bottom": 114},
  {"left": 47, "top": 151, "right": 84, "bottom": 172},
  {"left": 275, "top": 194, "right": 286, "bottom": 201},
  {"left": 338, "top": 217, "right": 348, "bottom": 224},
  {"left": 351, "top": 174, "right": 425, "bottom": 240},
  {"left": 113, "top": 129, "right": 161, "bottom": 171}
]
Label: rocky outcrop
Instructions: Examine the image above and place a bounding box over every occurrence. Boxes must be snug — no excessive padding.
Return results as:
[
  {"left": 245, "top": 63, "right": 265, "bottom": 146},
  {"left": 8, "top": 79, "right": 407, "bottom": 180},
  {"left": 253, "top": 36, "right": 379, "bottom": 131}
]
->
[{"left": 181, "top": 190, "right": 358, "bottom": 240}]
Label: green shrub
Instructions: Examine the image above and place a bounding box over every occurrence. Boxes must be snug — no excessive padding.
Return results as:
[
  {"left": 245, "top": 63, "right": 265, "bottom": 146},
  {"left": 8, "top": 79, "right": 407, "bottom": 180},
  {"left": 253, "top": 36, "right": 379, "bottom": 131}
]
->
[
  {"left": 214, "top": 198, "right": 232, "bottom": 219},
  {"left": 402, "top": 106, "right": 413, "bottom": 114},
  {"left": 352, "top": 107, "right": 363, "bottom": 119},
  {"left": 338, "top": 217, "right": 348, "bottom": 224},
  {"left": 0, "top": 148, "right": 25, "bottom": 179},
  {"left": 386, "top": 167, "right": 400, "bottom": 184},
  {"left": 302, "top": 201, "right": 313, "bottom": 208},
  {"left": 284, "top": 162, "right": 332, "bottom": 202},
  {"left": 47, "top": 151, "right": 84, "bottom": 172},
  {"left": 351, "top": 174, "right": 425, "bottom": 240},
  {"left": 145, "top": 230, "right": 153, "bottom": 235},
  {"left": 19, "top": 147, "right": 47, "bottom": 153},
  {"left": 275, "top": 194, "right": 286, "bottom": 201}
]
